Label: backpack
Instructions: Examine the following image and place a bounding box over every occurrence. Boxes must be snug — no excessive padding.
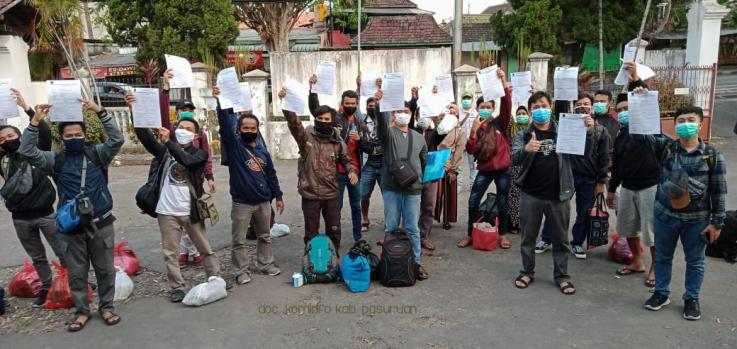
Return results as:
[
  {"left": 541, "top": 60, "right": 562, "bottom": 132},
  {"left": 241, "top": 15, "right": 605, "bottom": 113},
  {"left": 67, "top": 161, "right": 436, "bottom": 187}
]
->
[
  {"left": 379, "top": 229, "right": 416, "bottom": 287},
  {"left": 341, "top": 254, "right": 371, "bottom": 293},
  {"left": 0, "top": 157, "right": 33, "bottom": 202},
  {"left": 302, "top": 234, "right": 339, "bottom": 283},
  {"left": 705, "top": 210, "right": 737, "bottom": 263}
]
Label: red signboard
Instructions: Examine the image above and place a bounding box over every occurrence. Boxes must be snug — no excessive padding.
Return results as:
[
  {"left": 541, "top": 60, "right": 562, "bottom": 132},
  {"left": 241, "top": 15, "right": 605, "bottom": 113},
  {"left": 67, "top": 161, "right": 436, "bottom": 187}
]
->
[
  {"left": 60, "top": 67, "right": 108, "bottom": 79},
  {"left": 108, "top": 65, "right": 138, "bottom": 77},
  {"left": 226, "top": 50, "right": 264, "bottom": 69},
  {"left": 59, "top": 65, "right": 137, "bottom": 79}
]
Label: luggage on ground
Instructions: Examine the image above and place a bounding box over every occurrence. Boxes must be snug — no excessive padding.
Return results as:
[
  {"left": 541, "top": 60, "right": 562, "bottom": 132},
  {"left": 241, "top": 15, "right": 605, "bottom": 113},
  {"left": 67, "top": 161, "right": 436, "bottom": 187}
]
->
[
  {"left": 379, "top": 229, "right": 416, "bottom": 287},
  {"left": 302, "top": 234, "right": 340, "bottom": 284}
]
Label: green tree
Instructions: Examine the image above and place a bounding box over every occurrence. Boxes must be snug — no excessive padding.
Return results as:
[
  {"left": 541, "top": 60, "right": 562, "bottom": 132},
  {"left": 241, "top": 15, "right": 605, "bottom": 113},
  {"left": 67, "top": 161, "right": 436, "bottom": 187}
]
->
[
  {"left": 103, "top": 0, "right": 238, "bottom": 64},
  {"left": 490, "top": 0, "right": 562, "bottom": 54}
]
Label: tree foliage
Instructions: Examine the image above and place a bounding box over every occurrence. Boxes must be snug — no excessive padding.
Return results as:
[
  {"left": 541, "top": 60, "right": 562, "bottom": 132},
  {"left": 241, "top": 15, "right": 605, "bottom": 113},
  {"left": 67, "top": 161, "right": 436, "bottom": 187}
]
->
[
  {"left": 493, "top": 0, "right": 645, "bottom": 55},
  {"left": 235, "top": 1, "right": 314, "bottom": 52},
  {"left": 103, "top": 0, "right": 238, "bottom": 64}
]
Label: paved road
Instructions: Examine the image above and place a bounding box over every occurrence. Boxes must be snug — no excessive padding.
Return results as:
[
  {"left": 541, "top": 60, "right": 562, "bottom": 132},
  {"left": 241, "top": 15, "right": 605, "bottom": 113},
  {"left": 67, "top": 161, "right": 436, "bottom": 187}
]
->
[{"left": 1, "top": 101, "right": 736, "bottom": 348}]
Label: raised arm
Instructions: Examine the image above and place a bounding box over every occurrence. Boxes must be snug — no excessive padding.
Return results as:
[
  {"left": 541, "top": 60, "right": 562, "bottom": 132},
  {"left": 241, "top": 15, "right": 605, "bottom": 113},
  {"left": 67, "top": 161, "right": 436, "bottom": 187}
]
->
[
  {"left": 308, "top": 74, "right": 319, "bottom": 117},
  {"left": 19, "top": 104, "right": 55, "bottom": 174},
  {"left": 159, "top": 127, "right": 207, "bottom": 170},
  {"left": 278, "top": 87, "right": 307, "bottom": 147},
  {"left": 160, "top": 68, "right": 173, "bottom": 130},
  {"left": 85, "top": 100, "right": 124, "bottom": 166},
  {"left": 126, "top": 92, "right": 167, "bottom": 158}
]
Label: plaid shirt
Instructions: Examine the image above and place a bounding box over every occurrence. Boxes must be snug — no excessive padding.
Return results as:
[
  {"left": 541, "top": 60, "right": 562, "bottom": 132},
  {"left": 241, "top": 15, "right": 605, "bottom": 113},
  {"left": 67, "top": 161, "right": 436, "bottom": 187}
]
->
[{"left": 650, "top": 138, "right": 727, "bottom": 228}]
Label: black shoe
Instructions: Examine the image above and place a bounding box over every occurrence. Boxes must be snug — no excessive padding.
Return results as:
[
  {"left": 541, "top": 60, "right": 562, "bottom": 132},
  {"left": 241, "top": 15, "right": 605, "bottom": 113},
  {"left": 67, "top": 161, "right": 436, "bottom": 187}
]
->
[
  {"left": 644, "top": 292, "right": 671, "bottom": 311},
  {"left": 683, "top": 299, "right": 702, "bottom": 321},
  {"left": 442, "top": 223, "right": 451, "bottom": 230},
  {"left": 246, "top": 226, "right": 257, "bottom": 240},
  {"left": 32, "top": 290, "right": 48, "bottom": 308},
  {"left": 169, "top": 289, "right": 186, "bottom": 303}
]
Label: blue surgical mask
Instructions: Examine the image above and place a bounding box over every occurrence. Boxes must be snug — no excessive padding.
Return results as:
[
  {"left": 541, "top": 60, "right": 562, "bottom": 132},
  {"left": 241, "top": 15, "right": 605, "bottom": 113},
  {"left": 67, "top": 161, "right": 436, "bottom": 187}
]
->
[
  {"left": 63, "top": 137, "right": 85, "bottom": 152},
  {"left": 617, "top": 111, "right": 629, "bottom": 127},
  {"left": 531, "top": 108, "right": 552, "bottom": 124},
  {"left": 478, "top": 108, "right": 493, "bottom": 120},
  {"left": 675, "top": 122, "right": 699, "bottom": 140},
  {"left": 462, "top": 100, "right": 472, "bottom": 109},
  {"left": 593, "top": 102, "right": 608, "bottom": 114},
  {"left": 516, "top": 114, "right": 530, "bottom": 125}
]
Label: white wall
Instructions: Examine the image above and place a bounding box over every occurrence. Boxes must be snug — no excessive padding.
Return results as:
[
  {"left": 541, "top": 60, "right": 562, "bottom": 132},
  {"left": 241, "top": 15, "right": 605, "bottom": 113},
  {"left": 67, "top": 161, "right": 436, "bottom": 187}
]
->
[
  {"left": 0, "top": 35, "right": 32, "bottom": 128},
  {"left": 644, "top": 49, "right": 687, "bottom": 67},
  {"left": 269, "top": 47, "right": 452, "bottom": 116}
]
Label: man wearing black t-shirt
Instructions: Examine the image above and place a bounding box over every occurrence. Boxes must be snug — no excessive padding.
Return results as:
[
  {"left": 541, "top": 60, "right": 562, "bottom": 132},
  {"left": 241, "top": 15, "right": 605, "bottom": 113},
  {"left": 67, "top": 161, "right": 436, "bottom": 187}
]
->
[{"left": 511, "top": 91, "right": 595, "bottom": 295}]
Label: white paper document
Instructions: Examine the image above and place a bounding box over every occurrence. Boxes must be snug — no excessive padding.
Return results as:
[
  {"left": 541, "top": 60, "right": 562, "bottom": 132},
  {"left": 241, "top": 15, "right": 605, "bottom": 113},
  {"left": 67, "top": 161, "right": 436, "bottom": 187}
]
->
[
  {"left": 510, "top": 71, "right": 532, "bottom": 103},
  {"left": 360, "top": 73, "right": 380, "bottom": 97},
  {"left": 418, "top": 86, "right": 443, "bottom": 118},
  {"left": 554, "top": 67, "right": 579, "bottom": 101},
  {"left": 281, "top": 79, "right": 308, "bottom": 114},
  {"left": 477, "top": 65, "right": 505, "bottom": 101},
  {"left": 380, "top": 72, "right": 405, "bottom": 112},
  {"left": 556, "top": 113, "right": 587, "bottom": 155},
  {"left": 312, "top": 60, "right": 336, "bottom": 95},
  {"left": 216, "top": 67, "right": 250, "bottom": 112},
  {"left": 165, "top": 54, "right": 193, "bottom": 88},
  {"left": 628, "top": 91, "right": 661, "bottom": 135},
  {"left": 0, "top": 79, "right": 19, "bottom": 119},
  {"left": 47, "top": 80, "right": 83, "bottom": 122},
  {"left": 131, "top": 88, "right": 162, "bottom": 128},
  {"left": 614, "top": 46, "right": 656, "bottom": 85},
  {"left": 239, "top": 82, "right": 254, "bottom": 112},
  {"left": 434, "top": 74, "right": 455, "bottom": 103}
]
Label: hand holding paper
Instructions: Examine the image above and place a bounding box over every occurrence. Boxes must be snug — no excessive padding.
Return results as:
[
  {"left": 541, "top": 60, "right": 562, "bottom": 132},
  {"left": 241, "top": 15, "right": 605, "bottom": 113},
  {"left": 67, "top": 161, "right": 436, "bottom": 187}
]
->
[
  {"left": 556, "top": 113, "right": 587, "bottom": 155},
  {"left": 477, "top": 65, "right": 505, "bottom": 101},
  {"left": 0, "top": 79, "right": 19, "bottom": 119},
  {"left": 281, "top": 79, "right": 308, "bottom": 114},
  {"left": 131, "top": 87, "right": 162, "bottom": 128},
  {"left": 164, "top": 54, "right": 193, "bottom": 88},
  {"left": 47, "top": 80, "right": 83, "bottom": 122},
  {"left": 312, "top": 60, "right": 336, "bottom": 95}
]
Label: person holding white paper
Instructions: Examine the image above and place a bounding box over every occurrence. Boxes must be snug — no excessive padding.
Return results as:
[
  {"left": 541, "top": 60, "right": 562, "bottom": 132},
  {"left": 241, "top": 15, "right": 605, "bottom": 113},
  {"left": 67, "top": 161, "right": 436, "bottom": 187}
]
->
[
  {"left": 459, "top": 91, "right": 479, "bottom": 190},
  {"left": 512, "top": 91, "right": 593, "bottom": 296},
  {"left": 0, "top": 79, "right": 20, "bottom": 119},
  {"left": 309, "top": 74, "right": 366, "bottom": 241},
  {"left": 164, "top": 54, "right": 194, "bottom": 88},
  {"left": 312, "top": 61, "right": 336, "bottom": 95}
]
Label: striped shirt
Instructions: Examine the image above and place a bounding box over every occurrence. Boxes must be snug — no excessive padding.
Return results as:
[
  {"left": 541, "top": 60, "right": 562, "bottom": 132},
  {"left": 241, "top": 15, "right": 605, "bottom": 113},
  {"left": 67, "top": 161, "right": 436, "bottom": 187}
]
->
[{"left": 650, "top": 139, "right": 727, "bottom": 228}]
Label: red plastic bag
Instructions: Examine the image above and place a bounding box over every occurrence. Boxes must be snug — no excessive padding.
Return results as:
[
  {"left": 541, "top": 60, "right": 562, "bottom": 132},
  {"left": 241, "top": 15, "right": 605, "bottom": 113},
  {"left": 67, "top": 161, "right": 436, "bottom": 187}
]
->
[
  {"left": 114, "top": 240, "right": 140, "bottom": 276},
  {"left": 43, "top": 261, "right": 93, "bottom": 310},
  {"left": 9, "top": 259, "right": 41, "bottom": 298},
  {"left": 472, "top": 217, "right": 499, "bottom": 251},
  {"left": 608, "top": 233, "right": 634, "bottom": 265}
]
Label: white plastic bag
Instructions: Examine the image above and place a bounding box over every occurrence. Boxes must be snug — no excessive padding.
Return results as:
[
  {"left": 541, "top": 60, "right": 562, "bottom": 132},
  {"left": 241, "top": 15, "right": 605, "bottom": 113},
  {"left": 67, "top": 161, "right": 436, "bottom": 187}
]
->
[
  {"left": 113, "top": 267, "right": 133, "bottom": 301},
  {"left": 182, "top": 276, "right": 227, "bottom": 306},
  {"left": 436, "top": 115, "right": 458, "bottom": 135},
  {"left": 270, "top": 223, "right": 290, "bottom": 238}
]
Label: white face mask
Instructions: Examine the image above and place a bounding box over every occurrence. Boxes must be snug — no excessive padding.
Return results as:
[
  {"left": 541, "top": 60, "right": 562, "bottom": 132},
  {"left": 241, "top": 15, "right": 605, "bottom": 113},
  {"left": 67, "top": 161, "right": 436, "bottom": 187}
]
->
[
  {"left": 394, "top": 113, "right": 411, "bottom": 126},
  {"left": 175, "top": 128, "right": 195, "bottom": 145}
]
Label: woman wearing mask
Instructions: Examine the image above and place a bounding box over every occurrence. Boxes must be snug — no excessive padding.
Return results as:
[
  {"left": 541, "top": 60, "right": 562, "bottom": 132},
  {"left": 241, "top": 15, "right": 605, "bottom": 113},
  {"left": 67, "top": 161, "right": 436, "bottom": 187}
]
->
[
  {"left": 507, "top": 106, "right": 530, "bottom": 233},
  {"left": 434, "top": 104, "right": 467, "bottom": 231}
]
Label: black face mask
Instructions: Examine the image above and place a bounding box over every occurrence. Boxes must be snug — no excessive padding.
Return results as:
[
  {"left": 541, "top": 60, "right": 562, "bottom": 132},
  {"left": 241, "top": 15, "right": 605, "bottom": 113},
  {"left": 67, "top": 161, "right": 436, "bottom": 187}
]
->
[
  {"left": 1, "top": 138, "right": 20, "bottom": 153},
  {"left": 343, "top": 106, "right": 357, "bottom": 116},
  {"left": 240, "top": 132, "right": 258, "bottom": 144},
  {"left": 366, "top": 107, "right": 378, "bottom": 118},
  {"left": 314, "top": 120, "right": 333, "bottom": 136}
]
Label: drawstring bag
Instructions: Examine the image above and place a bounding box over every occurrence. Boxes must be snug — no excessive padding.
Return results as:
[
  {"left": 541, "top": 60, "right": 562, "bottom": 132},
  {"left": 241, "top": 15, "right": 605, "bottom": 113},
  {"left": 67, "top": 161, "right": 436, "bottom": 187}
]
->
[
  {"left": 586, "top": 194, "right": 610, "bottom": 249},
  {"left": 8, "top": 259, "right": 41, "bottom": 298},
  {"left": 114, "top": 241, "right": 140, "bottom": 276}
]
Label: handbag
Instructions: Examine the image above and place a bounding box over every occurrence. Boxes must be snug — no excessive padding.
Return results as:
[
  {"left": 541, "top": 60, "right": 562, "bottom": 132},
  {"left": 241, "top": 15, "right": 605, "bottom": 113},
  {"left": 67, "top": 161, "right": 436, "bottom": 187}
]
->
[
  {"left": 388, "top": 130, "right": 418, "bottom": 186},
  {"left": 586, "top": 193, "right": 610, "bottom": 249},
  {"left": 472, "top": 216, "right": 499, "bottom": 251},
  {"left": 57, "top": 158, "right": 92, "bottom": 234},
  {"left": 185, "top": 172, "right": 219, "bottom": 226}
]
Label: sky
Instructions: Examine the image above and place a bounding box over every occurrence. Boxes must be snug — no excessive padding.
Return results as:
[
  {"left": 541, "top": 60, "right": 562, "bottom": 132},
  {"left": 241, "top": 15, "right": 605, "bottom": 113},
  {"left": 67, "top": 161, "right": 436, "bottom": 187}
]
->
[{"left": 412, "top": 0, "right": 508, "bottom": 23}]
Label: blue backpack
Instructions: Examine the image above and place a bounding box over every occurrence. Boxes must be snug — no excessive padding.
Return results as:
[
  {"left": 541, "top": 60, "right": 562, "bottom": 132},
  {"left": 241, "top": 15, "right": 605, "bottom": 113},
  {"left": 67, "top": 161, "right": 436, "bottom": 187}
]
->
[
  {"left": 341, "top": 254, "right": 371, "bottom": 293},
  {"left": 302, "top": 235, "right": 339, "bottom": 283}
]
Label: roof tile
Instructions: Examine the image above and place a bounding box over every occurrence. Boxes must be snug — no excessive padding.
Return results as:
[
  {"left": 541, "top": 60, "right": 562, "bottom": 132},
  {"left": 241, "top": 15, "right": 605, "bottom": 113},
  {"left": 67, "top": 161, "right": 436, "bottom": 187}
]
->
[{"left": 352, "top": 14, "right": 451, "bottom": 46}]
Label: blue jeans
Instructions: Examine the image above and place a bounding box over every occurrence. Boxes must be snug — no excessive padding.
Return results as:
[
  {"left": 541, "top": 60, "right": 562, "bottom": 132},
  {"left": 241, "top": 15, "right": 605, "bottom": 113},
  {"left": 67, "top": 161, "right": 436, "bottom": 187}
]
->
[
  {"left": 383, "top": 190, "right": 422, "bottom": 263},
  {"left": 339, "top": 173, "right": 363, "bottom": 241},
  {"left": 467, "top": 169, "right": 510, "bottom": 236},
  {"left": 541, "top": 174, "right": 596, "bottom": 246},
  {"left": 360, "top": 165, "right": 382, "bottom": 201},
  {"left": 653, "top": 214, "right": 708, "bottom": 301}
]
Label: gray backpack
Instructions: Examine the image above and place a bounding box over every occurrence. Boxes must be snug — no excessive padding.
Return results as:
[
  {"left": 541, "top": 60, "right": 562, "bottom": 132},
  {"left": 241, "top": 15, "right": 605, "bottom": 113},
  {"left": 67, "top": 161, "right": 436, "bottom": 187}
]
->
[{"left": 0, "top": 158, "right": 33, "bottom": 202}]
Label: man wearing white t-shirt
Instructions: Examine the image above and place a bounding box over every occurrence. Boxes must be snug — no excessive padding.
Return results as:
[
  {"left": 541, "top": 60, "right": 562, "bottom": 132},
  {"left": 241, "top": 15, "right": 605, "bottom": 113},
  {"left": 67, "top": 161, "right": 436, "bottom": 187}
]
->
[{"left": 459, "top": 91, "right": 479, "bottom": 190}]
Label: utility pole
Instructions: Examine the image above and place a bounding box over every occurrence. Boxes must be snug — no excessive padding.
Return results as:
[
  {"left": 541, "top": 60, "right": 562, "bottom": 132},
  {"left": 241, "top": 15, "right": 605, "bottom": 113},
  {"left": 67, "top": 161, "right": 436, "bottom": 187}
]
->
[
  {"left": 453, "top": 0, "right": 463, "bottom": 70},
  {"left": 598, "top": 0, "right": 604, "bottom": 90},
  {"left": 358, "top": 0, "right": 362, "bottom": 74}
]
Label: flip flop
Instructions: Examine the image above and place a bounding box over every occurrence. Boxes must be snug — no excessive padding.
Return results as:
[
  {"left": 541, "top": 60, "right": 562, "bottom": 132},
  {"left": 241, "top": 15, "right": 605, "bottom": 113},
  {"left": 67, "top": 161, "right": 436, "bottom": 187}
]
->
[
  {"left": 361, "top": 222, "right": 369, "bottom": 233},
  {"left": 100, "top": 311, "right": 121, "bottom": 326},
  {"left": 499, "top": 236, "right": 512, "bottom": 249},
  {"left": 559, "top": 281, "right": 576, "bottom": 295},
  {"left": 67, "top": 316, "right": 89, "bottom": 332},
  {"left": 645, "top": 278, "right": 656, "bottom": 288},
  {"left": 514, "top": 275, "right": 534, "bottom": 289},
  {"left": 616, "top": 267, "right": 646, "bottom": 276}
]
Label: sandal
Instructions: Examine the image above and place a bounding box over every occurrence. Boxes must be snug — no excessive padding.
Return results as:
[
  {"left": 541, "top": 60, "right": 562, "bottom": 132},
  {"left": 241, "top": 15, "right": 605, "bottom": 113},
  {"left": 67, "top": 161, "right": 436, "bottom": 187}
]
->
[
  {"left": 644, "top": 278, "right": 656, "bottom": 288},
  {"left": 499, "top": 236, "right": 512, "bottom": 249},
  {"left": 67, "top": 315, "right": 90, "bottom": 332},
  {"left": 457, "top": 236, "right": 472, "bottom": 248},
  {"left": 559, "top": 281, "right": 576, "bottom": 295},
  {"left": 514, "top": 275, "right": 533, "bottom": 289},
  {"left": 100, "top": 311, "right": 122, "bottom": 326},
  {"left": 361, "top": 222, "right": 369, "bottom": 233},
  {"left": 616, "top": 266, "right": 645, "bottom": 276}
]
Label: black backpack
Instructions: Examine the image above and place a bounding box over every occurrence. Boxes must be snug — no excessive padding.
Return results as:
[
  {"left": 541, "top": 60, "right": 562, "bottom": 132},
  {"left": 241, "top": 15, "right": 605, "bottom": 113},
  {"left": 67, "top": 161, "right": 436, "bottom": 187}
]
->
[
  {"left": 379, "top": 229, "right": 416, "bottom": 287},
  {"left": 706, "top": 211, "right": 737, "bottom": 263}
]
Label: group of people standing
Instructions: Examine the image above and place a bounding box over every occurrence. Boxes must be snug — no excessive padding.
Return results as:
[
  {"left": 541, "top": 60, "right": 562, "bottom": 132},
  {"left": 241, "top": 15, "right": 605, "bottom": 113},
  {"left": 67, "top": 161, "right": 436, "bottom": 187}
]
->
[{"left": 0, "top": 61, "right": 727, "bottom": 332}]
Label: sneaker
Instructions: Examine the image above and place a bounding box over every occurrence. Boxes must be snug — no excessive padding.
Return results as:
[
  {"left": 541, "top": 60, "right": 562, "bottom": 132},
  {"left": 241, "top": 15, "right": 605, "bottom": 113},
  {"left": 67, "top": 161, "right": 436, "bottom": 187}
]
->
[
  {"left": 255, "top": 264, "right": 281, "bottom": 276},
  {"left": 683, "top": 299, "right": 702, "bottom": 321},
  {"left": 534, "top": 240, "right": 551, "bottom": 254},
  {"left": 572, "top": 245, "right": 587, "bottom": 259},
  {"left": 169, "top": 289, "right": 186, "bottom": 303},
  {"left": 178, "top": 253, "right": 188, "bottom": 266},
  {"left": 236, "top": 272, "right": 252, "bottom": 285},
  {"left": 644, "top": 292, "right": 671, "bottom": 311},
  {"left": 192, "top": 255, "right": 202, "bottom": 267},
  {"left": 32, "top": 290, "right": 48, "bottom": 308}
]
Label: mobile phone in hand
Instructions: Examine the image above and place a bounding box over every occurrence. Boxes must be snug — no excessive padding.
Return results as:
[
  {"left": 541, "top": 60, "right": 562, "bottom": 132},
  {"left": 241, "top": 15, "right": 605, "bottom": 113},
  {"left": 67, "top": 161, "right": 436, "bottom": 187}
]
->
[{"left": 700, "top": 231, "right": 710, "bottom": 244}]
